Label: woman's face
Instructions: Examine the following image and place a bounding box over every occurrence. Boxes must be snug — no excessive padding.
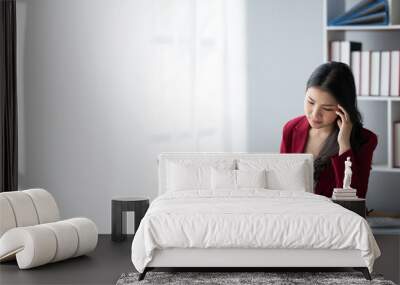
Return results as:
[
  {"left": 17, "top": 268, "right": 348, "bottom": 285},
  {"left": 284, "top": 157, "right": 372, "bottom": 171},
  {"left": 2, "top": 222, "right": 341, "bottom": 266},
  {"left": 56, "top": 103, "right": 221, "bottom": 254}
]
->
[{"left": 304, "top": 87, "right": 339, "bottom": 129}]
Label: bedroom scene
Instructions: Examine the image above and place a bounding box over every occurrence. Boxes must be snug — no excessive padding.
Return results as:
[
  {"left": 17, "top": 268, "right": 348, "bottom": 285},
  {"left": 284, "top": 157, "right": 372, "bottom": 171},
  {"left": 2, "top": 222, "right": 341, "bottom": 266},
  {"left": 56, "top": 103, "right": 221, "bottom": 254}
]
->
[{"left": 1, "top": 0, "right": 400, "bottom": 284}]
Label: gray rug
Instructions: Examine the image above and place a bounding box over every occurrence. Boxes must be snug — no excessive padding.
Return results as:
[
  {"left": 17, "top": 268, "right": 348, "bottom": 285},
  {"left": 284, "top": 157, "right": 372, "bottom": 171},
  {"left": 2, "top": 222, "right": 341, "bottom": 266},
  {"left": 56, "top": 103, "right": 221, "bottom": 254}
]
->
[{"left": 116, "top": 271, "right": 397, "bottom": 285}]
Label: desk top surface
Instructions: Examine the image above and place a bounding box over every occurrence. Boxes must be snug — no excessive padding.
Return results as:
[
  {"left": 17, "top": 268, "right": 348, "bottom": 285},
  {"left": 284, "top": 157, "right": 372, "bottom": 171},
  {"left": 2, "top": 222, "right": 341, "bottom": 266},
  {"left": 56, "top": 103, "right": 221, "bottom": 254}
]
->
[
  {"left": 112, "top": 197, "right": 149, "bottom": 202},
  {"left": 368, "top": 217, "right": 400, "bottom": 235}
]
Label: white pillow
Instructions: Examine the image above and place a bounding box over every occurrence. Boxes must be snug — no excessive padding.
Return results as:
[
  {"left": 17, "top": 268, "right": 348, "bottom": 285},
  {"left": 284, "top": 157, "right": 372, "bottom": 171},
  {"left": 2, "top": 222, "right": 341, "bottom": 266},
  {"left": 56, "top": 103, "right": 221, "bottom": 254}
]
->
[
  {"left": 266, "top": 161, "right": 307, "bottom": 191},
  {"left": 211, "top": 168, "right": 268, "bottom": 190},
  {"left": 237, "top": 159, "right": 308, "bottom": 192},
  {"left": 165, "top": 159, "right": 235, "bottom": 192},
  {"left": 211, "top": 168, "right": 236, "bottom": 189},
  {"left": 236, "top": 169, "right": 267, "bottom": 188},
  {"left": 168, "top": 162, "right": 211, "bottom": 191}
]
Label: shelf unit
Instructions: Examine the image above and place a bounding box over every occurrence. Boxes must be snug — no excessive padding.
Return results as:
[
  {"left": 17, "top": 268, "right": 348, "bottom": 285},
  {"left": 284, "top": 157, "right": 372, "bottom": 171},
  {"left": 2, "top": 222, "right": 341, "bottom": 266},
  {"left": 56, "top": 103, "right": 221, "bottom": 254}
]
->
[{"left": 323, "top": 0, "right": 400, "bottom": 173}]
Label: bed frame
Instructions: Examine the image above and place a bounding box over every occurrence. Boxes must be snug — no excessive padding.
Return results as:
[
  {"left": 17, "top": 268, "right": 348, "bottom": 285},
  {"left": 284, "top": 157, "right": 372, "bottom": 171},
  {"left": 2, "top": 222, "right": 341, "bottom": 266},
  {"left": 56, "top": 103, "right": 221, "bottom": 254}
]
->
[
  {"left": 137, "top": 153, "right": 372, "bottom": 281},
  {"left": 139, "top": 248, "right": 371, "bottom": 280}
]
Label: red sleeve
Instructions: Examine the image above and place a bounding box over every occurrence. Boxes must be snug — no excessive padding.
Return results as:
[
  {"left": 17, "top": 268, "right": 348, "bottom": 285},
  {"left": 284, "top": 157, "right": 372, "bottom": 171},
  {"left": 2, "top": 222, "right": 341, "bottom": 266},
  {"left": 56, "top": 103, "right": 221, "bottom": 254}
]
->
[
  {"left": 330, "top": 133, "right": 378, "bottom": 198},
  {"left": 280, "top": 122, "right": 292, "bottom": 153}
]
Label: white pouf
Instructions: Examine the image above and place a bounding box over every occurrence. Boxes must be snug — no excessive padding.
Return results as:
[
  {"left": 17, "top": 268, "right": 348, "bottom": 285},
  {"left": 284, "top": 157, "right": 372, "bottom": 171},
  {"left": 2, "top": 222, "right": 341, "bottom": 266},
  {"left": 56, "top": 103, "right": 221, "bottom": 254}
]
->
[{"left": 0, "top": 189, "right": 98, "bottom": 269}]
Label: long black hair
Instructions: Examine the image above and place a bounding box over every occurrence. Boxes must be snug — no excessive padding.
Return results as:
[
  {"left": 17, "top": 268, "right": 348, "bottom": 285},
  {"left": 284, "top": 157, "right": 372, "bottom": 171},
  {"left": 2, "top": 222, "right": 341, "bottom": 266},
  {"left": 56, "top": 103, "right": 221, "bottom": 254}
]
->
[{"left": 306, "top": 61, "right": 367, "bottom": 152}]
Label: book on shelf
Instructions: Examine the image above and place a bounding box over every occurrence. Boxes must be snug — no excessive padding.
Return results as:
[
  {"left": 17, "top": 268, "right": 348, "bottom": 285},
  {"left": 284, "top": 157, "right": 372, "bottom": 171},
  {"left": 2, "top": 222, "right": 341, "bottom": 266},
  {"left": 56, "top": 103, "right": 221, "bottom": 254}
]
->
[
  {"left": 391, "top": 51, "right": 400, "bottom": 96},
  {"left": 341, "top": 42, "right": 362, "bottom": 66},
  {"left": 328, "top": 0, "right": 389, "bottom": 26},
  {"left": 394, "top": 121, "right": 400, "bottom": 168},
  {"left": 330, "top": 41, "right": 341, "bottom": 62},
  {"left": 361, "top": 51, "right": 371, "bottom": 96},
  {"left": 352, "top": 51, "right": 362, "bottom": 95},
  {"left": 330, "top": 41, "right": 362, "bottom": 65},
  {"left": 339, "top": 11, "right": 388, "bottom": 25},
  {"left": 351, "top": 49, "right": 400, "bottom": 97},
  {"left": 370, "top": 51, "right": 381, "bottom": 96},
  {"left": 380, "top": 51, "right": 391, "bottom": 96}
]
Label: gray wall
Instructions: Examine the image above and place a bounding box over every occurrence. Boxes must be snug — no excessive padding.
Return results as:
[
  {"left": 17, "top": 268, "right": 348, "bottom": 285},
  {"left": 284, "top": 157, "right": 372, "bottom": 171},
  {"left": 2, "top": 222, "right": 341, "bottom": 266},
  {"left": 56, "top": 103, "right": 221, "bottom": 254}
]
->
[
  {"left": 246, "top": 0, "right": 323, "bottom": 151},
  {"left": 16, "top": 0, "right": 398, "bottom": 234}
]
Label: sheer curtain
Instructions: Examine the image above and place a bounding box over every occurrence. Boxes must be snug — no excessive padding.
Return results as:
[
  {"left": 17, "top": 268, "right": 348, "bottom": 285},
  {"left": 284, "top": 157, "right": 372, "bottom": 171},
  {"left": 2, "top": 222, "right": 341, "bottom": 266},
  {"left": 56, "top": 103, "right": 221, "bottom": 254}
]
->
[
  {"left": 0, "top": 0, "right": 18, "bottom": 192},
  {"left": 145, "top": 0, "right": 247, "bottom": 152}
]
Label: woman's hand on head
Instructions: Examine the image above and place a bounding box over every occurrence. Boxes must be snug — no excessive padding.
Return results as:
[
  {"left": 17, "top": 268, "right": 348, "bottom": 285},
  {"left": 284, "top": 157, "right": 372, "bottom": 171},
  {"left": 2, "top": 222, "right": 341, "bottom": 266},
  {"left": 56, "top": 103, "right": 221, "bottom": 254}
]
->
[{"left": 336, "top": 104, "right": 353, "bottom": 154}]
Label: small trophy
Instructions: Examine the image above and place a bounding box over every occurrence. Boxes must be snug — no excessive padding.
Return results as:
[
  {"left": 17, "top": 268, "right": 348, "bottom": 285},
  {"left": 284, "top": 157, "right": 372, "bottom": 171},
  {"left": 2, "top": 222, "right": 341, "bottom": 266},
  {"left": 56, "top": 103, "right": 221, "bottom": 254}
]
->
[{"left": 332, "top": 157, "right": 358, "bottom": 200}]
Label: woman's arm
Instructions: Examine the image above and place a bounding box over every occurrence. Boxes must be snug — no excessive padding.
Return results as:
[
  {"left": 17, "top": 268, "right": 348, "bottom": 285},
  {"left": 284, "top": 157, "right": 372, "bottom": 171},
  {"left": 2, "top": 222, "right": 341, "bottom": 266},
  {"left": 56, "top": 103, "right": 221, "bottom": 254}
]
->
[
  {"left": 280, "top": 116, "right": 306, "bottom": 153},
  {"left": 330, "top": 133, "right": 378, "bottom": 198},
  {"left": 280, "top": 123, "right": 292, "bottom": 153}
]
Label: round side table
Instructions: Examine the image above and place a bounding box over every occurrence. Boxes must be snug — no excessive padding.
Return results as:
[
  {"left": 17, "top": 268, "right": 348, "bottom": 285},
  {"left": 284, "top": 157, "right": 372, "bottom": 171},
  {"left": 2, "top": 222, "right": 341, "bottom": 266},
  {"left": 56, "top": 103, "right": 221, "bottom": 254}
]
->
[{"left": 111, "top": 197, "right": 149, "bottom": 242}]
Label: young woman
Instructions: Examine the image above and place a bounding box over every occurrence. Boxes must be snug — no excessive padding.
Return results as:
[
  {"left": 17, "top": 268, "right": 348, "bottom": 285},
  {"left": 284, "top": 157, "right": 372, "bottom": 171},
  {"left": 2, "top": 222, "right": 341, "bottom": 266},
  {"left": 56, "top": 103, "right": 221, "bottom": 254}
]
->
[{"left": 280, "top": 62, "right": 378, "bottom": 198}]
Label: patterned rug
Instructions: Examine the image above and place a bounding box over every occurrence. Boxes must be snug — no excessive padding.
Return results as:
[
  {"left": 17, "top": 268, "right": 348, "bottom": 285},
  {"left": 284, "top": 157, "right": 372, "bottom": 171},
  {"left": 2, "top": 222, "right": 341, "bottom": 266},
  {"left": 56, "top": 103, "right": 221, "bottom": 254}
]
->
[{"left": 116, "top": 271, "right": 396, "bottom": 285}]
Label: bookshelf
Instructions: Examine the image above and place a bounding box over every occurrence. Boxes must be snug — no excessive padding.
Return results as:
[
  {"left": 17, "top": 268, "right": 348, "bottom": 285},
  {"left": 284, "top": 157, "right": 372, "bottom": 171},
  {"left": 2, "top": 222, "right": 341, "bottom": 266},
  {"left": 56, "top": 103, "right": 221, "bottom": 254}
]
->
[{"left": 323, "top": 0, "right": 400, "bottom": 173}]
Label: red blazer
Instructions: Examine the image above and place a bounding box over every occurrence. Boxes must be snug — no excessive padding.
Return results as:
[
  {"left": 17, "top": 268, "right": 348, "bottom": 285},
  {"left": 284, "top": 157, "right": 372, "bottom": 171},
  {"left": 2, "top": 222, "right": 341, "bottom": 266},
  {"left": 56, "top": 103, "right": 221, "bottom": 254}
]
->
[{"left": 280, "top": 115, "right": 378, "bottom": 198}]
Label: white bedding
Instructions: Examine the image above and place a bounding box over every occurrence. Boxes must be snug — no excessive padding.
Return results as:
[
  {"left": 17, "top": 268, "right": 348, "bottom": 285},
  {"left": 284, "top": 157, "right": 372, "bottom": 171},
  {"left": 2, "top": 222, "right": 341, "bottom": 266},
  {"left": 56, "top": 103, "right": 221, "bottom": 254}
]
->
[{"left": 131, "top": 189, "right": 380, "bottom": 273}]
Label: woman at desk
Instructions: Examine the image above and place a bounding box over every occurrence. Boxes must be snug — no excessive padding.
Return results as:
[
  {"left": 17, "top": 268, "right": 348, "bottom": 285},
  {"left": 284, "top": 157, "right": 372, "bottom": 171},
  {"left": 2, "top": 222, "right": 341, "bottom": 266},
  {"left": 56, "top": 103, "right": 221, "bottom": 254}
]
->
[{"left": 280, "top": 62, "right": 378, "bottom": 198}]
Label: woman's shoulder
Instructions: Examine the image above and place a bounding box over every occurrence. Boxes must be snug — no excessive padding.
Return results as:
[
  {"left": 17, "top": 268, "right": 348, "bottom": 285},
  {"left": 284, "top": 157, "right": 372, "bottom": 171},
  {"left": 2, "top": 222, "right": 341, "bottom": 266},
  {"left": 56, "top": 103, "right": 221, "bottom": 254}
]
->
[
  {"left": 360, "top": 127, "right": 378, "bottom": 149},
  {"left": 282, "top": 115, "right": 307, "bottom": 132}
]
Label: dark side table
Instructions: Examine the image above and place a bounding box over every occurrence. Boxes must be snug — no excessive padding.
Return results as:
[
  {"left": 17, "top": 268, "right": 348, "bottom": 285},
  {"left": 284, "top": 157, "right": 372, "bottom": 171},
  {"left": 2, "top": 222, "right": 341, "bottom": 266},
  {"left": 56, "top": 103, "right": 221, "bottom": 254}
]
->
[
  {"left": 331, "top": 198, "right": 366, "bottom": 218},
  {"left": 111, "top": 197, "right": 150, "bottom": 242}
]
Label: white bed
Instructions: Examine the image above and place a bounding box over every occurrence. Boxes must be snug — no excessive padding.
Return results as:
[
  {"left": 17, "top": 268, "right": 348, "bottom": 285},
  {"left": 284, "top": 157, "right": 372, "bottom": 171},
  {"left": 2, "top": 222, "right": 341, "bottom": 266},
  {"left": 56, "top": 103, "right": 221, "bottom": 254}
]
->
[{"left": 131, "top": 153, "right": 380, "bottom": 280}]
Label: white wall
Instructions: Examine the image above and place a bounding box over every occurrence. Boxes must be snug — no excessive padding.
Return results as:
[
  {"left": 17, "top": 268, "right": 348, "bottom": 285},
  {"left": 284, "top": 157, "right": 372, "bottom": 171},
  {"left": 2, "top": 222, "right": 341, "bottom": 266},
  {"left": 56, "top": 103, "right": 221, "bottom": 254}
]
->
[{"left": 16, "top": 0, "right": 247, "bottom": 233}]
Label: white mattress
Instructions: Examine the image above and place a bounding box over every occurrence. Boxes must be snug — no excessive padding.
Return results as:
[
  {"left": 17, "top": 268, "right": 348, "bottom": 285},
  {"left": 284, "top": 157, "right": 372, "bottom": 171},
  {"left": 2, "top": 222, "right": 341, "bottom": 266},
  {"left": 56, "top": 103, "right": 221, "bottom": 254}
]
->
[{"left": 131, "top": 189, "right": 380, "bottom": 273}]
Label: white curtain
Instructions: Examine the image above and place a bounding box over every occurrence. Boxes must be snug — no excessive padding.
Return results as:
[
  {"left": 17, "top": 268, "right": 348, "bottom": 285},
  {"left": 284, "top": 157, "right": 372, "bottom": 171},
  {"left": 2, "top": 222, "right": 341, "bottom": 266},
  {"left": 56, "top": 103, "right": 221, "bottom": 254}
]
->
[{"left": 145, "top": 0, "right": 247, "bottom": 152}]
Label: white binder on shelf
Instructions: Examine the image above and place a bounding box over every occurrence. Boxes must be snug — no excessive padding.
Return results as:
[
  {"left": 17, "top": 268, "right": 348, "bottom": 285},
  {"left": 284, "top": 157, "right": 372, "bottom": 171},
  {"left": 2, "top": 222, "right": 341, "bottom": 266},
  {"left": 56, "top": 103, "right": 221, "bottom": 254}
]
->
[
  {"left": 380, "top": 51, "right": 391, "bottom": 96},
  {"left": 360, "top": 51, "right": 371, "bottom": 96},
  {"left": 390, "top": 50, "right": 400, "bottom": 96},
  {"left": 351, "top": 51, "right": 361, "bottom": 96},
  {"left": 341, "top": 41, "right": 362, "bottom": 66},
  {"left": 330, "top": 41, "right": 341, "bottom": 62},
  {"left": 394, "top": 121, "right": 400, "bottom": 168},
  {"left": 370, "top": 51, "right": 381, "bottom": 96}
]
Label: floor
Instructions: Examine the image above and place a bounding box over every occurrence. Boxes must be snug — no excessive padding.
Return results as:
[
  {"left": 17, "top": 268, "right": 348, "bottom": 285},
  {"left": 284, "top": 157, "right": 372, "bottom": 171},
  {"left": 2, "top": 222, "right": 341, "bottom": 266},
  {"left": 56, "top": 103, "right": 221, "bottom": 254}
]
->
[
  {"left": 1, "top": 234, "right": 397, "bottom": 285},
  {"left": 0, "top": 235, "right": 134, "bottom": 285},
  {"left": 0, "top": 235, "right": 358, "bottom": 285}
]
